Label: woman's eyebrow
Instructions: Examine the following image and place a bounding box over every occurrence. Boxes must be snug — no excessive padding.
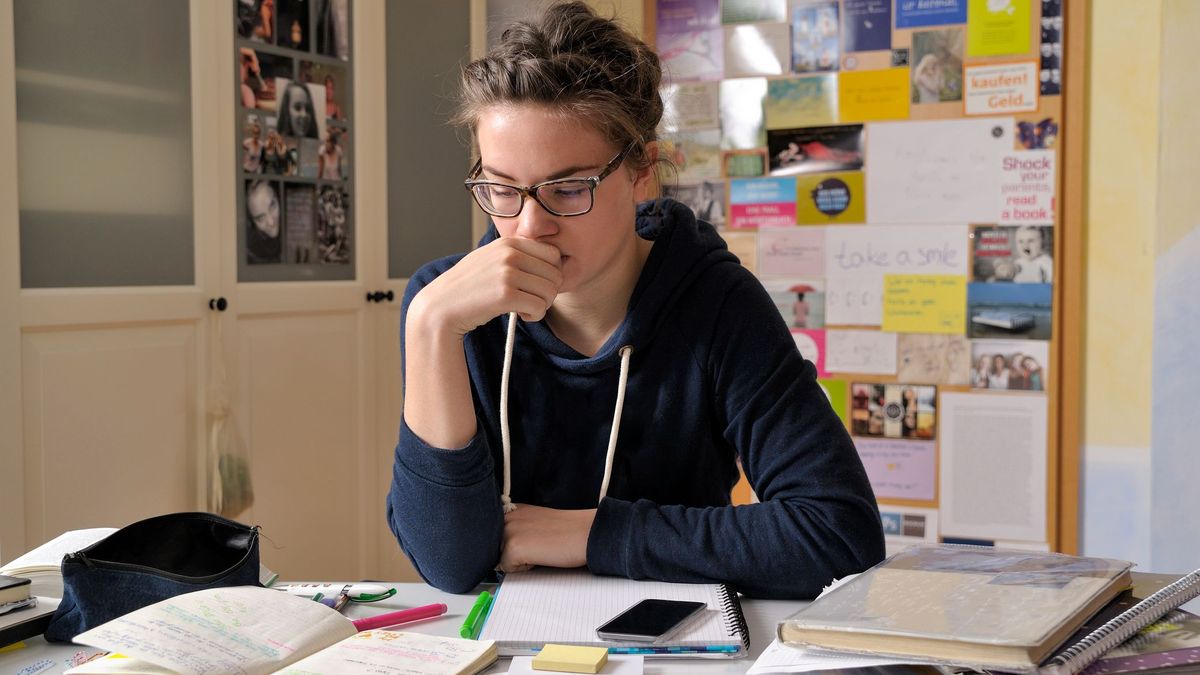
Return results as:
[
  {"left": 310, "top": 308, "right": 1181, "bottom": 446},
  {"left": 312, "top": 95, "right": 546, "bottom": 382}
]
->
[{"left": 481, "top": 162, "right": 600, "bottom": 182}]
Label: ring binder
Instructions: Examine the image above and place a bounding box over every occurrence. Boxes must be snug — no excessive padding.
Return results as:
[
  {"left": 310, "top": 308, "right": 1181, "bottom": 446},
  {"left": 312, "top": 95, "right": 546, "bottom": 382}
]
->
[{"left": 717, "top": 583, "right": 752, "bottom": 652}]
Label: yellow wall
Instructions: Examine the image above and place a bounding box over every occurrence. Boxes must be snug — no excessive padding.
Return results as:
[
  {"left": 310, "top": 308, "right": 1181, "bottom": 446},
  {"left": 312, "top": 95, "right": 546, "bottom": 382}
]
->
[
  {"left": 1083, "top": 1, "right": 1161, "bottom": 450},
  {"left": 1158, "top": 0, "right": 1200, "bottom": 254}
]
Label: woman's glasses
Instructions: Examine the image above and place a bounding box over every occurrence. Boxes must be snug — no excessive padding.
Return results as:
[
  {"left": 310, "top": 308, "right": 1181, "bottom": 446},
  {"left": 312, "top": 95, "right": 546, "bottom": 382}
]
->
[{"left": 463, "top": 145, "right": 631, "bottom": 218}]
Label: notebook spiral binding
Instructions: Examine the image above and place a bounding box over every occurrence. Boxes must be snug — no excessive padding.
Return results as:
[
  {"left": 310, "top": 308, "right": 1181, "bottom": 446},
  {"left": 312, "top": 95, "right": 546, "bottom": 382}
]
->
[
  {"left": 1040, "top": 569, "right": 1200, "bottom": 675},
  {"left": 717, "top": 584, "right": 751, "bottom": 651}
]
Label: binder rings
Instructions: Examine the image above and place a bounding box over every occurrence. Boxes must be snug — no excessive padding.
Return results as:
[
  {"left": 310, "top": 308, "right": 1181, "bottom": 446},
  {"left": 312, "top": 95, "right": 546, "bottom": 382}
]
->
[{"left": 477, "top": 568, "right": 749, "bottom": 658}]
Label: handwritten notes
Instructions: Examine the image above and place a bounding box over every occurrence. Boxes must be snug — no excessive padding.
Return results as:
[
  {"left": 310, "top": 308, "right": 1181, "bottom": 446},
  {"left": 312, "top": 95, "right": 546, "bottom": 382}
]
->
[
  {"left": 866, "top": 119, "right": 1010, "bottom": 224},
  {"left": 825, "top": 330, "right": 898, "bottom": 375},
  {"left": 839, "top": 68, "right": 911, "bottom": 123},
  {"left": 897, "top": 334, "right": 970, "bottom": 385},
  {"left": 854, "top": 438, "right": 937, "bottom": 501},
  {"left": 281, "top": 631, "right": 498, "bottom": 675},
  {"left": 882, "top": 274, "right": 967, "bottom": 334},
  {"left": 825, "top": 225, "right": 969, "bottom": 325},
  {"left": 758, "top": 227, "right": 824, "bottom": 277}
]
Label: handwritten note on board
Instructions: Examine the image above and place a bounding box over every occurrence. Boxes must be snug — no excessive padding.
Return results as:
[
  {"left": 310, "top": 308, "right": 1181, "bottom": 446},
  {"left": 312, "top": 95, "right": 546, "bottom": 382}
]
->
[
  {"left": 881, "top": 274, "right": 967, "bottom": 334},
  {"left": 839, "top": 68, "right": 911, "bottom": 123},
  {"left": 758, "top": 227, "right": 825, "bottom": 277},
  {"left": 854, "top": 438, "right": 937, "bottom": 502},
  {"left": 825, "top": 330, "right": 898, "bottom": 375},
  {"left": 865, "top": 119, "right": 1010, "bottom": 224}
]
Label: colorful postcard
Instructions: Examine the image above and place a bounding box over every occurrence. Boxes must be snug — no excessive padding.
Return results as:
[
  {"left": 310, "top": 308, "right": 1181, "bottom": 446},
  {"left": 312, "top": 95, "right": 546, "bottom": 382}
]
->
[
  {"left": 722, "top": 149, "right": 769, "bottom": 177},
  {"left": 719, "top": 77, "right": 768, "bottom": 149},
  {"left": 819, "top": 378, "right": 850, "bottom": 425},
  {"left": 842, "top": 0, "right": 892, "bottom": 53},
  {"left": 765, "top": 75, "right": 837, "bottom": 130},
  {"left": 722, "top": 0, "right": 787, "bottom": 24},
  {"left": 965, "top": 61, "right": 1038, "bottom": 115},
  {"left": 724, "top": 22, "right": 790, "bottom": 77},
  {"left": 839, "top": 68, "right": 911, "bottom": 122},
  {"left": 791, "top": 1, "right": 840, "bottom": 73},
  {"left": 825, "top": 330, "right": 898, "bottom": 374},
  {"left": 897, "top": 333, "right": 971, "bottom": 385},
  {"left": 729, "top": 177, "right": 798, "bottom": 228},
  {"left": 966, "top": 282, "right": 1052, "bottom": 340},
  {"left": 882, "top": 274, "right": 968, "bottom": 334},
  {"left": 866, "top": 118, "right": 1010, "bottom": 224},
  {"left": 970, "top": 339, "right": 1049, "bottom": 391},
  {"left": 757, "top": 227, "right": 825, "bottom": 277},
  {"left": 657, "top": 0, "right": 721, "bottom": 32},
  {"left": 660, "top": 129, "right": 722, "bottom": 181},
  {"left": 662, "top": 180, "right": 726, "bottom": 228},
  {"left": 896, "top": 0, "right": 966, "bottom": 28},
  {"left": 795, "top": 171, "right": 865, "bottom": 224},
  {"left": 768, "top": 124, "right": 864, "bottom": 176},
  {"left": 881, "top": 505, "right": 940, "bottom": 556},
  {"left": 661, "top": 81, "right": 721, "bottom": 133},
  {"left": 299, "top": 61, "right": 349, "bottom": 123},
  {"left": 998, "top": 150, "right": 1055, "bottom": 225},
  {"left": 658, "top": 29, "right": 725, "bottom": 81},
  {"left": 972, "top": 225, "right": 1054, "bottom": 283},
  {"left": 967, "top": 0, "right": 1031, "bottom": 57},
  {"left": 912, "top": 28, "right": 965, "bottom": 103},
  {"left": 855, "top": 438, "right": 937, "bottom": 501},
  {"left": 850, "top": 383, "right": 937, "bottom": 440},
  {"left": 241, "top": 50, "right": 293, "bottom": 112},
  {"left": 792, "top": 328, "right": 828, "bottom": 376},
  {"left": 764, "top": 278, "right": 826, "bottom": 329},
  {"left": 1016, "top": 117, "right": 1058, "bottom": 150}
]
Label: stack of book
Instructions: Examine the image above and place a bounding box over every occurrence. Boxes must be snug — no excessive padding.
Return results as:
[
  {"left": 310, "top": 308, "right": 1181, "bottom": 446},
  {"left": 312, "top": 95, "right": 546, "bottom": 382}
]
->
[{"left": 778, "top": 545, "right": 1200, "bottom": 674}]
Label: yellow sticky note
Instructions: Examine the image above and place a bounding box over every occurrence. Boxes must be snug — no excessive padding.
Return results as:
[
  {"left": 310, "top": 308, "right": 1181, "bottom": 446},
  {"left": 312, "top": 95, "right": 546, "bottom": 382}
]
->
[
  {"left": 838, "top": 69, "right": 911, "bottom": 122},
  {"left": 882, "top": 275, "right": 967, "bottom": 334},
  {"left": 795, "top": 171, "right": 865, "bottom": 224},
  {"left": 532, "top": 644, "right": 609, "bottom": 674},
  {"left": 0, "top": 641, "right": 25, "bottom": 654},
  {"left": 967, "top": 0, "right": 1031, "bottom": 57}
]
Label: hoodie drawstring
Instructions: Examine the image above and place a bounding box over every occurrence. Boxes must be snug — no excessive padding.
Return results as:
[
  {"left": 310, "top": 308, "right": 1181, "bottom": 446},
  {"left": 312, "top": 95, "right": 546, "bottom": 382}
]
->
[{"left": 498, "top": 311, "right": 633, "bottom": 513}]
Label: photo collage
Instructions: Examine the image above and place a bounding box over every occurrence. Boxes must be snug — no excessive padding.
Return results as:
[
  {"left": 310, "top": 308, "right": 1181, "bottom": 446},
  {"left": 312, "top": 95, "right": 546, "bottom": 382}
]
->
[
  {"left": 237, "top": 0, "right": 352, "bottom": 272},
  {"left": 656, "top": 0, "right": 1063, "bottom": 548}
]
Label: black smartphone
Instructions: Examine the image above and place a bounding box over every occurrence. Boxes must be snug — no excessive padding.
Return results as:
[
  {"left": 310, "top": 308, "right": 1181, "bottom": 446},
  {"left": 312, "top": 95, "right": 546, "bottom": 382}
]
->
[{"left": 594, "top": 598, "right": 707, "bottom": 642}]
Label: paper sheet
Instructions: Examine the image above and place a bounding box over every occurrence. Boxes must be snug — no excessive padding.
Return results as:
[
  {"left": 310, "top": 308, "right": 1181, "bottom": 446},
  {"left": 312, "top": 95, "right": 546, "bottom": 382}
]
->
[
  {"left": 747, "top": 638, "right": 910, "bottom": 674},
  {"left": 939, "top": 392, "right": 1047, "bottom": 542},
  {"left": 757, "top": 227, "right": 824, "bottom": 277},
  {"left": 865, "top": 118, "right": 1011, "bottom": 224},
  {"left": 824, "top": 330, "right": 897, "bottom": 374},
  {"left": 881, "top": 274, "right": 967, "bottom": 334},
  {"left": 279, "top": 631, "right": 496, "bottom": 675}
]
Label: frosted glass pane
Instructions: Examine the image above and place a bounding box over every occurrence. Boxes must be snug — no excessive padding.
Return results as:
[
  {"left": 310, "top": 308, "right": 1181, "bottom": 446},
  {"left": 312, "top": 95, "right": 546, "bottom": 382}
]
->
[{"left": 15, "top": 0, "right": 194, "bottom": 288}]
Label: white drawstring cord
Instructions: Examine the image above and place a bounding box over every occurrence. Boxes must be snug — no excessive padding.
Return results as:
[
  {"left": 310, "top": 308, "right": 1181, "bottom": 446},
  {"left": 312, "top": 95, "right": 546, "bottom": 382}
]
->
[{"left": 597, "top": 345, "right": 633, "bottom": 503}]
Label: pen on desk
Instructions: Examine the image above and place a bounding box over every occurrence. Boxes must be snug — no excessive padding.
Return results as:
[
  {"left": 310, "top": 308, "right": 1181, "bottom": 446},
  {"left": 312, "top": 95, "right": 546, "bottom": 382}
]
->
[
  {"left": 351, "top": 602, "right": 448, "bottom": 632},
  {"left": 275, "top": 583, "right": 397, "bottom": 602},
  {"left": 459, "top": 591, "right": 492, "bottom": 639}
]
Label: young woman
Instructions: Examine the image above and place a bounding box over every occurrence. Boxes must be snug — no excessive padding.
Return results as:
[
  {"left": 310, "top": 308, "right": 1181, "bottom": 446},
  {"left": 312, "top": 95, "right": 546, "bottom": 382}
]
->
[{"left": 387, "top": 2, "right": 883, "bottom": 599}]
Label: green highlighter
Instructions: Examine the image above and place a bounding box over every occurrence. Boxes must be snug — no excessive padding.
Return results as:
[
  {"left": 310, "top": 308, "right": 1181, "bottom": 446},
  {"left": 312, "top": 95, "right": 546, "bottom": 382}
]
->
[{"left": 459, "top": 590, "right": 492, "bottom": 639}]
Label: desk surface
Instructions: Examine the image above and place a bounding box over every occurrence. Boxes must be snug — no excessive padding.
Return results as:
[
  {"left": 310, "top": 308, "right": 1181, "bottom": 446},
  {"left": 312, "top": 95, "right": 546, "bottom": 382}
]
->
[{"left": 0, "top": 583, "right": 933, "bottom": 675}]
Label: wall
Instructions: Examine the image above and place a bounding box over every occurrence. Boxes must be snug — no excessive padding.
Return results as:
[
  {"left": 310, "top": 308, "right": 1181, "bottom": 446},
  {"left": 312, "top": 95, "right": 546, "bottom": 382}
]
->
[{"left": 1083, "top": 0, "right": 1200, "bottom": 572}]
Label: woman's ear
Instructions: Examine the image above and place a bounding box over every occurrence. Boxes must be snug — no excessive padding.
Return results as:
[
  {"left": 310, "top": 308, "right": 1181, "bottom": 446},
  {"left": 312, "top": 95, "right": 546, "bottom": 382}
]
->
[{"left": 632, "top": 141, "right": 660, "bottom": 202}]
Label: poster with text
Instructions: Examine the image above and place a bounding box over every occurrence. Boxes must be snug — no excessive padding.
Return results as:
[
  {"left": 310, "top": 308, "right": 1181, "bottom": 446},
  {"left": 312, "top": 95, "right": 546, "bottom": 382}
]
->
[
  {"left": 998, "top": 150, "right": 1055, "bottom": 225},
  {"left": 843, "top": 0, "right": 892, "bottom": 53},
  {"left": 965, "top": 61, "right": 1038, "bottom": 115},
  {"left": 967, "top": 0, "right": 1031, "bottom": 57},
  {"left": 758, "top": 226, "right": 825, "bottom": 277},
  {"left": 729, "top": 177, "right": 798, "bottom": 228},
  {"left": 896, "top": 0, "right": 966, "bottom": 28},
  {"left": 795, "top": 171, "right": 865, "bottom": 224},
  {"left": 855, "top": 438, "right": 937, "bottom": 501}
]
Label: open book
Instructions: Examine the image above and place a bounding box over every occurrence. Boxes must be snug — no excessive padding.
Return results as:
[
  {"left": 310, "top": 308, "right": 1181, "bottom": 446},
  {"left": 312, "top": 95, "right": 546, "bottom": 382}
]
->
[
  {"left": 778, "top": 545, "right": 1134, "bottom": 673},
  {"left": 64, "top": 586, "right": 496, "bottom": 675},
  {"left": 478, "top": 568, "right": 749, "bottom": 658},
  {"left": 0, "top": 528, "right": 117, "bottom": 599}
]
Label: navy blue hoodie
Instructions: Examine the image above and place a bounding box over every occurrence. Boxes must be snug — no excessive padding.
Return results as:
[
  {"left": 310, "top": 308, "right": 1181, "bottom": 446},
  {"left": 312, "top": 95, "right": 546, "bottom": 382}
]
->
[{"left": 388, "top": 199, "right": 884, "bottom": 599}]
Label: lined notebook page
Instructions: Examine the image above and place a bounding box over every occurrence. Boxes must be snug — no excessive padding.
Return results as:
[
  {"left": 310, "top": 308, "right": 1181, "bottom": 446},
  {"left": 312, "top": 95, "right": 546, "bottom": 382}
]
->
[{"left": 478, "top": 568, "right": 739, "bottom": 650}]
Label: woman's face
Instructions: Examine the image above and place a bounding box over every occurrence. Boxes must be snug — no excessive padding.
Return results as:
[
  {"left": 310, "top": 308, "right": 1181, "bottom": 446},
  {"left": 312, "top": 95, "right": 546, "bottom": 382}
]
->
[
  {"left": 474, "top": 104, "right": 651, "bottom": 295},
  {"left": 287, "top": 85, "right": 313, "bottom": 135},
  {"left": 248, "top": 184, "right": 280, "bottom": 237},
  {"left": 992, "top": 355, "right": 1006, "bottom": 371}
]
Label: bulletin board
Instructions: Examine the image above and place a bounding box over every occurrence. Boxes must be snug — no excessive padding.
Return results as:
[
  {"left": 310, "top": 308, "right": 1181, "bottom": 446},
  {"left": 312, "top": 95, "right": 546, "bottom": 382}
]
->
[{"left": 646, "top": 0, "right": 1084, "bottom": 553}]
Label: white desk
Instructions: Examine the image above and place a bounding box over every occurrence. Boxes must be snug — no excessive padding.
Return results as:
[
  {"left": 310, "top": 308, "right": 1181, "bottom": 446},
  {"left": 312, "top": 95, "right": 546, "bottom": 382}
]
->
[{"left": 0, "top": 583, "right": 933, "bottom": 674}]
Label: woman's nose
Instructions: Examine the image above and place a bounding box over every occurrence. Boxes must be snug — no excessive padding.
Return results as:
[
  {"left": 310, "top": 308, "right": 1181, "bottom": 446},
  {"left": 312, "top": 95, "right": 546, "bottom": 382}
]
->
[{"left": 513, "top": 196, "right": 558, "bottom": 240}]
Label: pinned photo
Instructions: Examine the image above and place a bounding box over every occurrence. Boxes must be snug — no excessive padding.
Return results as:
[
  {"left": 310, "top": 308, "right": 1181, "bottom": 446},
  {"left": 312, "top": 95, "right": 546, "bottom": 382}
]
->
[
  {"left": 245, "top": 179, "right": 282, "bottom": 265},
  {"left": 240, "top": 49, "right": 292, "bottom": 111},
  {"left": 967, "top": 282, "right": 1053, "bottom": 340},
  {"left": 972, "top": 225, "right": 1054, "bottom": 283},
  {"left": 660, "top": 129, "right": 722, "bottom": 181},
  {"left": 274, "top": 78, "right": 327, "bottom": 140},
  {"left": 261, "top": 119, "right": 298, "bottom": 176},
  {"left": 911, "top": 28, "right": 964, "bottom": 103},
  {"left": 658, "top": 29, "right": 724, "bottom": 81},
  {"left": 237, "top": 0, "right": 276, "bottom": 43},
  {"left": 316, "top": 0, "right": 350, "bottom": 60},
  {"left": 284, "top": 183, "right": 316, "bottom": 264},
  {"left": 317, "top": 185, "right": 351, "bottom": 264},
  {"left": 318, "top": 127, "right": 346, "bottom": 181},
  {"left": 242, "top": 114, "right": 265, "bottom": 174},
  {"left": 721, "top": 149, "right": 768, "bottom": 177},
  {"left": 277, "top": 0, "right": 310, "bottom": 51},
  {"left": 768, "top": 124, "right": 864, "bottom": 175},
  {"left": 662, "top": 181, "right": 725, "bottom": 228},
  {"left": 850, "top": 383, "right": 937, "bottom": 440},
  {"left": 1017, "top": 118, "right": 1058, "bottom": 150},
  {"left": 970, "top": 340, "right": 1049, "bottom": 392},
  {"left": 790, "top": 1, "right": 840, "bottom": 73},
  {"left": 763, "top": 279, "right": 825, "bottom": 329},
  {"left": 300, "top": 61, "right": 349, "bottom": 123}
]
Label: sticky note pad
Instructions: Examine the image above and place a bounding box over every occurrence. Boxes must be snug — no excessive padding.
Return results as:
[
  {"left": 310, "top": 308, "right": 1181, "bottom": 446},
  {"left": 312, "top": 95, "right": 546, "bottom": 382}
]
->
[{"left": 532, "top": 644, "right": 608, "bottom": 674}]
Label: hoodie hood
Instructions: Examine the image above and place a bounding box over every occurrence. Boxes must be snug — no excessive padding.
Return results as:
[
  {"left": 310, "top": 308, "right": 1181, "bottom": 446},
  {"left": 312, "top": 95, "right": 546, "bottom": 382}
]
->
[{"left": 476, "top": 198, "right": 738, "bottom": 374}]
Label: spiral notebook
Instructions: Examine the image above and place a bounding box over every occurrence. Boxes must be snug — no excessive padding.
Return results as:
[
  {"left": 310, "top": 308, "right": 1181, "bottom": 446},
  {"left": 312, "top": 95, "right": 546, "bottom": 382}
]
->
[{"left": 477, "top": 568, "right": 749, "bottom": 658}]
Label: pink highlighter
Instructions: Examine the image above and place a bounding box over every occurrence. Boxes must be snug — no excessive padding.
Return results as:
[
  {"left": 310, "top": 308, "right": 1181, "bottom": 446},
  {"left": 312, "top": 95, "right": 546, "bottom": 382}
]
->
[{"left": 351, "top": 602, "right": 448, "bottom": 632}]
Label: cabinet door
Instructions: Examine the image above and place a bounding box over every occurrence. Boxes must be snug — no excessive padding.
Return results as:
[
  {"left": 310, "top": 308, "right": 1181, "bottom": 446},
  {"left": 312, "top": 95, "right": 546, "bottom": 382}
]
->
[{"left": 0, "top": 0, "right": 215, "bottom": 559}]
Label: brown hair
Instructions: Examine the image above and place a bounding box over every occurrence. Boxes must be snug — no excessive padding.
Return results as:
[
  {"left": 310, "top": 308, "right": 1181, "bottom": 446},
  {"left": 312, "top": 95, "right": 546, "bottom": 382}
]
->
[{"left": 453, "top": 2, "right": 663, "bottom": 173}]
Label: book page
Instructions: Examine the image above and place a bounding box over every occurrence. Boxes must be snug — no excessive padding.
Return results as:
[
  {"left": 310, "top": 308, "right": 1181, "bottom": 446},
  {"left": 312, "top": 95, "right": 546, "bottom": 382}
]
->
[
  {"left": 279, "top": 631, "right": 496, "bottom": 675},
  {"left": 73, "top": 586, "right": 356, "bottom": 675},
  {"left": 0, "top": 528, "right": 117, "bottom": 571},
  {"left": 478, "top": 568, "right": 736, "bottom": 650}
]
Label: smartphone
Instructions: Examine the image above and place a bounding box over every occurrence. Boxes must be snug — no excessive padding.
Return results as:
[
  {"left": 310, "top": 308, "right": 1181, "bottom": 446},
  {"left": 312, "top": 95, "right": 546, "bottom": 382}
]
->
[{"left": 595, "top": 598, "right": 707, "bottom": 642}]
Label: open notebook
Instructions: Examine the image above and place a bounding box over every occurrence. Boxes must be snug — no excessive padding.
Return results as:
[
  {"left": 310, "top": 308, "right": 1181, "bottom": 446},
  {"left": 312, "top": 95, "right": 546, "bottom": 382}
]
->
[{"left": 478, "top": 568, "right": 749, "bottom": 658}]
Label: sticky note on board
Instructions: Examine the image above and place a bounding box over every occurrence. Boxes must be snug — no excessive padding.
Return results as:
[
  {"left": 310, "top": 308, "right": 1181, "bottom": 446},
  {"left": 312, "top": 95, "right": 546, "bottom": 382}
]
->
[
  {"left": 882, "top": 274, "right": 967, "bottom": 334},
  {"left": 967, "top": 0, "right": 1031, "bottom": 57},
  {"left": 838, "top": 69, "right": 911, "bottom": 123},
  {"left": 533, "top": 644, "right": 609, "bottom": 673}
]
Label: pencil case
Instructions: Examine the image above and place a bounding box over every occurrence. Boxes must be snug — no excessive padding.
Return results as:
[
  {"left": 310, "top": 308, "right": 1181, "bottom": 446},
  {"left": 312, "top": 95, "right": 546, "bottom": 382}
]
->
[{"left": 44, "top": 511, "right": 261, "bottom": 642}]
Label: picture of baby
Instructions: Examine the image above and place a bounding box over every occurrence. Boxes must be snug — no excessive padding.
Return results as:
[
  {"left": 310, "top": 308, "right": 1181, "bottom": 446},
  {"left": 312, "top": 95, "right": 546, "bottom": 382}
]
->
[
  {"left": 972, "top": 225, "right": 1054, "bottom": 284},
  {"left": 1013, "top": 226, "right": 1053, "bottom": 283}
]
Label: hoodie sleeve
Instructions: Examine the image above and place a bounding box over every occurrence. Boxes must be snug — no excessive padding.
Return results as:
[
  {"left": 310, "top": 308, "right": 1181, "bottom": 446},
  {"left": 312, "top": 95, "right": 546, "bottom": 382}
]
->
[
  {"left": 386, "top": 261, "right": 504, "bottom": 594},
  {"left": 587, "top": 271, "right": 885, "bottom": 599}
]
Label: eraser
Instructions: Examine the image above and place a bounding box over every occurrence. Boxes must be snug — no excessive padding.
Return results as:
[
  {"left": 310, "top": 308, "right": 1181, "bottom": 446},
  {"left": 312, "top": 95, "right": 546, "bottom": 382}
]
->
[{"left": 532, "top": 643, "right": 609, "bottom": 673}]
